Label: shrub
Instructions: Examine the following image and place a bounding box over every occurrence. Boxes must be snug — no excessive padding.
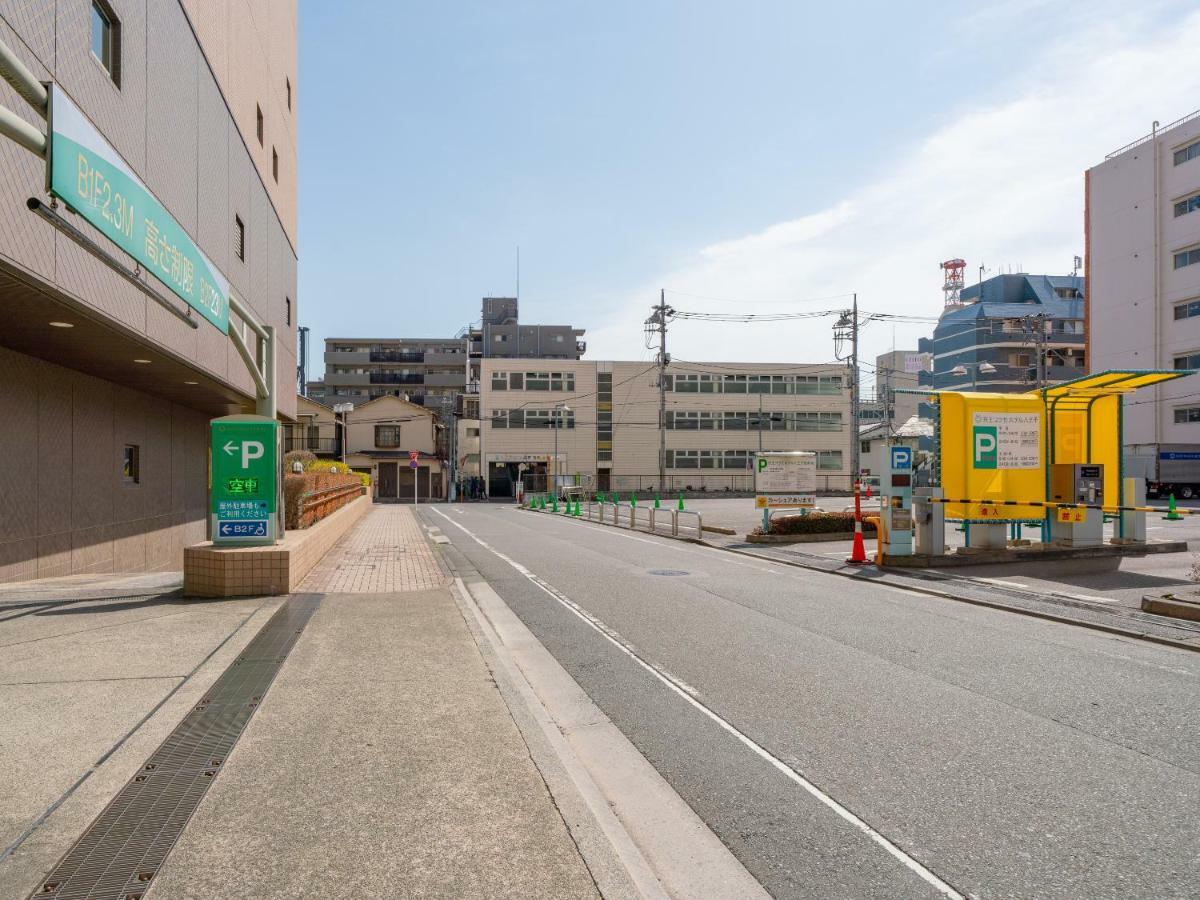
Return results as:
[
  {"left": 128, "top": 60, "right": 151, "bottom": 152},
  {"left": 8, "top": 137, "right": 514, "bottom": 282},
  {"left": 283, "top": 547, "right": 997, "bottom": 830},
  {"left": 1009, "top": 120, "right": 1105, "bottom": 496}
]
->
[
  {"left": 755, "top": 511, "right": 878, "bottom": 536},
  {"left": 284, "top": 470, "right": 364, "bottom": 529},
  {"left": 284, "top": 449, "right": 316, "bottom": 471}
]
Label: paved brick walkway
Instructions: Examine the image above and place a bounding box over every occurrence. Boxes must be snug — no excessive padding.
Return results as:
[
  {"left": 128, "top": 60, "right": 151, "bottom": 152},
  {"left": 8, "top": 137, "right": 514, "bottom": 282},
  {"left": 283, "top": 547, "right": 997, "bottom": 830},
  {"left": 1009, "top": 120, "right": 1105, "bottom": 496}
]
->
[{"left": 300, "top": 504, "right": 450, "bottom": 593}]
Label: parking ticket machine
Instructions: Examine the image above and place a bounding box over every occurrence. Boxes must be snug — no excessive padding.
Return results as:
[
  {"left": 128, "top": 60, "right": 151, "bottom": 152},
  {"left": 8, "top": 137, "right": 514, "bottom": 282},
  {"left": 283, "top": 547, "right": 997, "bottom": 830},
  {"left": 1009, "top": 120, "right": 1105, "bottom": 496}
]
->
[
  {"left": 882, "top": 445, "right": 914, "bottom": 557},
  {"left": 1049, "top": 463, "right": 1105, "bottom": 547}
]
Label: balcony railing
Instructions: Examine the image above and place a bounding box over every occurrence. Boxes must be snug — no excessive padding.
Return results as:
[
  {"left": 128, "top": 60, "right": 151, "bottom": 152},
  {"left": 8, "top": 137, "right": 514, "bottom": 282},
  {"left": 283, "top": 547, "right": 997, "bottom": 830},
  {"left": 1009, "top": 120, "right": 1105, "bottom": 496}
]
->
[
  {"left": 285, "top": 436, "right": 340, "bottom": 454},
  {"left": 370, "top": 373, "right": 424, "bottom": 385},
  {"left": 369, "top": 351, "right": 425, "bottom": 363}
]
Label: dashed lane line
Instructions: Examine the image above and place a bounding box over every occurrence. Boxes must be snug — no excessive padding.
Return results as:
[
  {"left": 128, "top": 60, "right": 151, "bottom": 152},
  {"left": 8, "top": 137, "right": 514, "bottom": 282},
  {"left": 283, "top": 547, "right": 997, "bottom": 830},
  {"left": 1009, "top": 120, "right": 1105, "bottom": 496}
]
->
[{"left": 430, "top": 506, "right": 965, "bottom": 899}]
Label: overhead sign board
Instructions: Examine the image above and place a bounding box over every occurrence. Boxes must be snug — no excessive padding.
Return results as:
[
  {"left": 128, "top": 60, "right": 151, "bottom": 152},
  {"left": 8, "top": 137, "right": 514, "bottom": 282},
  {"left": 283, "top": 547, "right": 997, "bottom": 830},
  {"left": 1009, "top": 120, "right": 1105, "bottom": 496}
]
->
[
  {"left": 47, "top": 85, "right": 230, "bottom": 333},
  {"left": 211, "top": 416, "right": 279, "bottom": 545},
  {"left": 754, "top": 451, "right": 816, "bottom": 509}
]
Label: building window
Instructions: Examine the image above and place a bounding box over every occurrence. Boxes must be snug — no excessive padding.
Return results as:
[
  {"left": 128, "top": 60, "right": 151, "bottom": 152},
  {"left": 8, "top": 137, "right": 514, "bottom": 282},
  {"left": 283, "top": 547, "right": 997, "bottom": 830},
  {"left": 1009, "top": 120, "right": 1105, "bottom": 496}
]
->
[
  {"left": 285, "top": 297, "right": 291, "bottom": 325},
  {"left": 256, "top": 104, "right": 264, "bottom": 145},
  {"left": 286, "top": 77, "right": 292, "bottom": 111},
  {"left": 375, "top": 425, "right": 402, "bottom": 447},
  {"left": 491, "top": 373, "right": 507, "bottom": 390},
  {"left": 1174, "top": 352, "right": 1200, "bottom": 370},
  {"left": 234, "top": 215, "right": 245, "bottom": 261},
  {"left": 860, "top": 440, "right": 871, "bottom": 454},
  {"left": 494, "top": 334, "right": 507, "bottom": 343},
  {"left": 272, "top": 147, "right": 279, "bottom": 182},
  {"left": 817, "top": 450, "right": 843, "bottom": 470},
  {"left": 1174, "top": 406, "right": 1200, "bottom": 424},
  {"left": 1174, "top": 140, "right": 1200, "bottom": 166},
  {"left": 1174, "top": 247, "right": 1200, "bottom": 270},
  {"left": 467, "top": 427, "right": 480, "bottom": 437},
  {"left": 90, "top": 1, "right": 120, "bottom": 85},
  {"left": 1175, "top": 300, "right": 1200, "bottom": 320},
  {"left": 1174, "top": 194, "right": 1200, "bottom": 218},
  {"left": 122, "top": 444, "right": 139, "bottom": 484}
]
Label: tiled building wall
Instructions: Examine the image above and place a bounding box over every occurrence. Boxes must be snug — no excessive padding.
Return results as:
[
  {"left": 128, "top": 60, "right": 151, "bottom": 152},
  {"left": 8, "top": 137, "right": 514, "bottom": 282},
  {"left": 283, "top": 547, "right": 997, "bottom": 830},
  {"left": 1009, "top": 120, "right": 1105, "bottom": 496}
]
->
[
  {"left": 0, "top": 0, "right": 298, "bottom": 418},
  {"left": 0, "top": 1, "right": 297, "bottom": 582},
  {"left": 0, "top": 345, "right": 209, "bottom": 582}
]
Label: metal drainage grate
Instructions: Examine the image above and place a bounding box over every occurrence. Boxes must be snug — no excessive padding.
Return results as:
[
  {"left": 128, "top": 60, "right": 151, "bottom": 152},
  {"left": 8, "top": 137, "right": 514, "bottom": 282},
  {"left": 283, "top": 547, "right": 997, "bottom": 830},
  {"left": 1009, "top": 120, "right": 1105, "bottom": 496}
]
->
[
  {"left": 33, "top": 595, "right": 321, "bottom": 900},
  {"left": 647, "top": 569, "right": 689, "bottom": 577}
]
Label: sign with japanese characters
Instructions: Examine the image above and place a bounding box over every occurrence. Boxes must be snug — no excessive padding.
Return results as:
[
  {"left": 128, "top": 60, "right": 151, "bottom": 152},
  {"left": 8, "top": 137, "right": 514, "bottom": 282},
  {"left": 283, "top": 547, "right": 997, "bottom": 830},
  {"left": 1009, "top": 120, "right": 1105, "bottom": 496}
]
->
[
  {"left": 210, "top": 416, "right": 278, "bottom": 544},
  {"left": 971, "top": 412, "right": 1041, "bottom": 470},
  {"left": 754, "top": 451, "right": 817, "bottom": 509},
  {"left": 47, "top": 85, "right": 230, "bottom": 333}
]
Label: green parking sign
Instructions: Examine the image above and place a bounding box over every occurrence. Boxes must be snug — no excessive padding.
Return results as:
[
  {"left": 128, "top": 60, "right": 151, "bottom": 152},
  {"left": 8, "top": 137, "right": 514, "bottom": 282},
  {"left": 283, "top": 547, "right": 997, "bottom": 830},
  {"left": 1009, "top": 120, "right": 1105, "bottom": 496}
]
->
[
  {"left": 973, "top": 425, "right": 998, "bottom": 469},
  {"left": 211, "top": 415, "right": 279, "bottom": 544}
]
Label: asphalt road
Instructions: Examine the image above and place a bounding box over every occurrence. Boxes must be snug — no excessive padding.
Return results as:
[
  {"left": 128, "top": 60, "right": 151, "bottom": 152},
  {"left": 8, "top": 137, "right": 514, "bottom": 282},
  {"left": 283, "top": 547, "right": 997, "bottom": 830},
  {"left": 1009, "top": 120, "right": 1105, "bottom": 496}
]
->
[{"left": 427, "top": 503, "right": 1200, "bottom": 900}]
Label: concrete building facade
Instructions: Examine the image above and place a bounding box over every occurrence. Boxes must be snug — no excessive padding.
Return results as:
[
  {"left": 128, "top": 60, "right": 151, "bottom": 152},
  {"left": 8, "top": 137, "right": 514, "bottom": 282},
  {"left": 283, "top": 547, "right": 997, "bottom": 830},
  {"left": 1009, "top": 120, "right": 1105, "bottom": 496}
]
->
[
  {"left": 481, "top": 359, "right": 851, "bottom": 497},
  {"left": 858, "top": 350, "right": 930, "bottom": 429},
  {"left": 0, "top": 1, "right": 298, "bottom": 582},
  {"left": 918, "top": 274, "right": 1086, "bottom": 393},
  {"left": 1087, "top": 112, "right": 1200, "bottom": 456},
  {"left": 312, "top": 336, "right": 469, "bottom": 420}
]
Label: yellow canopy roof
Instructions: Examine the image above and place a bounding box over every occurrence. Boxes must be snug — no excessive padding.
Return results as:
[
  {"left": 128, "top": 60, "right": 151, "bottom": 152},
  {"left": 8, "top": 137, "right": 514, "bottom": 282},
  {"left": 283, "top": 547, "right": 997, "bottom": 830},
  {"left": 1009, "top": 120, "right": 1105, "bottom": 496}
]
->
[{"left": 1039, "top": 369, "right": 1191, "bottom": 410}]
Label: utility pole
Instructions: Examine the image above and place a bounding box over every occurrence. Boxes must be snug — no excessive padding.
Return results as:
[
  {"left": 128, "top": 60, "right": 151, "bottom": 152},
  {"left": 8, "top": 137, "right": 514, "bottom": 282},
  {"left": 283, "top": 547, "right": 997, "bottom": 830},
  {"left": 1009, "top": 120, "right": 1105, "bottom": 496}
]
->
[
  {"left": 647, "top": 291, "right": 672, "bottom": 492},
  {"left": 850, "top": 293, "right": 860, "bottom": 484},
  {"left": 833, "top": 295, "right": 861, "bottom": 490}
]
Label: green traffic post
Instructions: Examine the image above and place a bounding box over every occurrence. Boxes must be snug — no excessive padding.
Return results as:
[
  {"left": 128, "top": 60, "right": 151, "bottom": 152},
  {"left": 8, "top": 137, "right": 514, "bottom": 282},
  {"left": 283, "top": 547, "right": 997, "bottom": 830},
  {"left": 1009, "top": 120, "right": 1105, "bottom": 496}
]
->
[
  {"left": 1166, "top": 494, "right": 1183, "bottom": 521},
  {"left": 654, "top": 493, "right": 661, "bottom": 509},
  {"left": 552, "top": 495, "right": 558, "bottom": 513},
  {"left": 631, "top": 493, "right": 637, "bottom": 508},
  {"left": 677, "top": 492, "right": 685, "bottom": 511}
]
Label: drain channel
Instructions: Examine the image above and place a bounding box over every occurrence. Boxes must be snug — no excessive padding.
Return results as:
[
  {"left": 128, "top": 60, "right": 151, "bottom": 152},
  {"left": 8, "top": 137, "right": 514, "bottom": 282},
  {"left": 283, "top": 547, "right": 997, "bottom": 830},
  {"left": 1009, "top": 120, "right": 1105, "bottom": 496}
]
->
[{"left": 32, "top": 594, "right": 321, "bottom": 900}]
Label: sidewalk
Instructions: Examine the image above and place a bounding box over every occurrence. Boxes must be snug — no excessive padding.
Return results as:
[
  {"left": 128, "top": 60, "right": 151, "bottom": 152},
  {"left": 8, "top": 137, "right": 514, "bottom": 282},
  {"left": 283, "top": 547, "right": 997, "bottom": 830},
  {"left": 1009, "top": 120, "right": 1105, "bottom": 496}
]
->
[{"left": 148, "top": 505, "right": 601, "bottom": 898}]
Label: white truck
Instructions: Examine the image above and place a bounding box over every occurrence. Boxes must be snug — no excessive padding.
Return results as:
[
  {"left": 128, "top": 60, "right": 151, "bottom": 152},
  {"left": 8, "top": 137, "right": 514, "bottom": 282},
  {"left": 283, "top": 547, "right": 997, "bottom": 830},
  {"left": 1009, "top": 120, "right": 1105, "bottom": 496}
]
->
[{"left": 1126, "top": 445, "right": 1200, "bottom": 499}]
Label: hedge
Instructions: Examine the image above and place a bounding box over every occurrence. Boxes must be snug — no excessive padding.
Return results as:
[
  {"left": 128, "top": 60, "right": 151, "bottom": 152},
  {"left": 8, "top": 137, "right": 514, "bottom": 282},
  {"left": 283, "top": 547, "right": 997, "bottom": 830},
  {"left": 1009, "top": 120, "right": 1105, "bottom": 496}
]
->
[{"left": 755, "top": 511, "right": 877, "bottom": 536}]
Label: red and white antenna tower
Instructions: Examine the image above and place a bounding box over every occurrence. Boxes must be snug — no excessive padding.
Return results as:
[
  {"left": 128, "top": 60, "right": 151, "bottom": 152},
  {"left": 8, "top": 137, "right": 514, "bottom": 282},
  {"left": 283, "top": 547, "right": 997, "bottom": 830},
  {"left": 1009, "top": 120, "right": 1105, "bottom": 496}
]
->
[{"left": 940, "top": 258, "right": 966, "bottom": 308}]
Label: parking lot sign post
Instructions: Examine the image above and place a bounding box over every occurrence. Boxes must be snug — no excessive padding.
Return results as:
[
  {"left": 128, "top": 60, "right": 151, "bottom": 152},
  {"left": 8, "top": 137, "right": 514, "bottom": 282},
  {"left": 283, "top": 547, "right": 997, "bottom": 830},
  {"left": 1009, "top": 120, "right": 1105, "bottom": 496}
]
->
[
  {"left": 211, "top": 415, "right": 279, "bottom": 545},
  {"left": 410, "top": 450, "right": 419, "bottom": 505}
]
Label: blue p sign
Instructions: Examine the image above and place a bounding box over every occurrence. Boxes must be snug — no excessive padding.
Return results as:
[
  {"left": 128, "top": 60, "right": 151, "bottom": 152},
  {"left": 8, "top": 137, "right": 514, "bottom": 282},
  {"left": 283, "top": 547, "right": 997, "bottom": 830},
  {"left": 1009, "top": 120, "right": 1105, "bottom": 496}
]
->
[{"left": 890, "top": 446, "right": 912, "bottom": 470}]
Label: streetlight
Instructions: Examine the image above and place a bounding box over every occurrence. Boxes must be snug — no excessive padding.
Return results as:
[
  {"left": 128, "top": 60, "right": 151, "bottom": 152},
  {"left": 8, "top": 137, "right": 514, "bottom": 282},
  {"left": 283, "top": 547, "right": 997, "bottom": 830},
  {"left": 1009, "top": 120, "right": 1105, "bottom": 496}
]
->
[
  {"left": 332, "top": 402, "right": 354, "bottom": 463},
  {"left": 949, "top": 361, "right": 996, "bottom": 391},
  {"left": 552, "top": 403, "right": 570, "bottom": 498}
]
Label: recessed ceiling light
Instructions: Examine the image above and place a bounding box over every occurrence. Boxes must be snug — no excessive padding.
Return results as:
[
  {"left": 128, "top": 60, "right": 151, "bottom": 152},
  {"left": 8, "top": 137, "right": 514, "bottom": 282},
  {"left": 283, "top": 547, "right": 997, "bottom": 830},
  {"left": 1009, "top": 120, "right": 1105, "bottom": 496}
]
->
[
  {"left": 183, "top": 380, "right": 198, "bottom": 385},
  {"left": 48, "top": 321, "right": 74, "bottom": 328},
  {"left": 133, "top": 358, "right": 152, "bottom": 364}
]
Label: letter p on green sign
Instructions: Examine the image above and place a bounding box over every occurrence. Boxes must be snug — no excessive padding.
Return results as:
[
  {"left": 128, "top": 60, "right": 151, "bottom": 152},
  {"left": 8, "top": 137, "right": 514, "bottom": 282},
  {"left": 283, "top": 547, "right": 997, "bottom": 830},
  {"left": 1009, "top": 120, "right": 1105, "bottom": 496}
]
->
[
  {"left": 757, "top": 458, "right": 768, "bottom": 472},
  {"left": 973, "top": 426, "right": 998, "bottom": 469}
]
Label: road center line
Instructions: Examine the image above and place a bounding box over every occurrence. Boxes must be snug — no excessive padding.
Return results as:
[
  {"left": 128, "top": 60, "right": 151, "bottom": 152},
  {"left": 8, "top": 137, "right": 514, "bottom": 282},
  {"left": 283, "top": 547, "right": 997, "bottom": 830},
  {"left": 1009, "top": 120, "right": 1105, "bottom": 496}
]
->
[{"left": 430, "top": 507, "right": 965, "bottom": 899}]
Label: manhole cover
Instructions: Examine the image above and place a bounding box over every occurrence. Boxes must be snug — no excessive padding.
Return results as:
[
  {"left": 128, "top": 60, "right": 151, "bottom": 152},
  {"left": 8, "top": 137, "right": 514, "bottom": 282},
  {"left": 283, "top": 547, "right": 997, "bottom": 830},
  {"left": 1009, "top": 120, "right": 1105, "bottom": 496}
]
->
[{"left": 648, "top": 569, "right": 689, "bottom": 576}]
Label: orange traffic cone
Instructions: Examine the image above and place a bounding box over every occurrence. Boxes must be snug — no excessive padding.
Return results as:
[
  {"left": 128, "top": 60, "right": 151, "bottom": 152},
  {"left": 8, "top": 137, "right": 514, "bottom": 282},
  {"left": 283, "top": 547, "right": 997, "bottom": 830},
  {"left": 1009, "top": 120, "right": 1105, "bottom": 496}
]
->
[
  {"left": 846, "top": 480, "right": 868, "bottom": 566},
  {"left": 846, "top": 518, "right": 868, "bottom": 565}
]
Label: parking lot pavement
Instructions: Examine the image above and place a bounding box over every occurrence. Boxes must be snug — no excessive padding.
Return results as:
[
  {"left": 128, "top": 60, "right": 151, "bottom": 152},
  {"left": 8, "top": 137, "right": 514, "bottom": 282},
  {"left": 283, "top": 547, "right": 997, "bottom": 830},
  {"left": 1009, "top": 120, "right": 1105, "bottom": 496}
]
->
[{"left": 673, "top": 497, "right": 1200, "bottom": 612}]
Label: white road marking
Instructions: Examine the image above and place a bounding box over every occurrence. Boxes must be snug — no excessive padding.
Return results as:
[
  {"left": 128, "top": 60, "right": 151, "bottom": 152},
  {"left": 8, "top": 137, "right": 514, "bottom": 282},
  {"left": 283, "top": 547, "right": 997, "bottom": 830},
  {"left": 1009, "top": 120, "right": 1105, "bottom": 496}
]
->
[
  {"left": 972, "top": 578, "right": 1030, "bottom": 589},
  {"left": 431, "top": 507, "right": 965, "bottom": 899},
  {"left": 1052, "top": 592, "right": 1119, "bottom": 604}
]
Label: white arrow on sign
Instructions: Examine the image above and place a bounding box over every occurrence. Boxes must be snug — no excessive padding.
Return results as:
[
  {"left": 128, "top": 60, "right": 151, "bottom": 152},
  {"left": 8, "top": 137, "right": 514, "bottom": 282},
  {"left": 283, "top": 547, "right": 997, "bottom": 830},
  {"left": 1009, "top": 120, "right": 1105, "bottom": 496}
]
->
[{"left": 222, "top": 439, "right": 265, "bottom": 468}]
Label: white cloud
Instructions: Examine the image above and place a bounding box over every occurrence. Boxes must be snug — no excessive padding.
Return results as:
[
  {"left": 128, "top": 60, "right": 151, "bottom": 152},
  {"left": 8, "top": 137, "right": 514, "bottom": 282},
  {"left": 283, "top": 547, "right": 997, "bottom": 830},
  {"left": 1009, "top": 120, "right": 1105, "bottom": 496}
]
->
[{"left": 586, "top": 4, "right": 1200, "bottom": 387}]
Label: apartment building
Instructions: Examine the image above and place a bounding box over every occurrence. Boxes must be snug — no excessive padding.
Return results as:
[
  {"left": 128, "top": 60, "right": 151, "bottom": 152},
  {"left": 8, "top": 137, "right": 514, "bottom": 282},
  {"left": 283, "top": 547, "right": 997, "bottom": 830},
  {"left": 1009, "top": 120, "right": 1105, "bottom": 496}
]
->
[
  {"left": 468, "top": 296, "right": 586, "bottom": 367},
  {"left": 918, "top": 273, "right": 1086, "bottom": 392},
  {"left": 1087, "top": 112, "right": 1200, "bottom": 460},
  {"left": 313, "top": 336, "right": 469, "bottom": 420},
  {"left": 481, "top": 359, "right": 851, "bottom": 496},
  {"left": 0, "top": 1, "right": 297, "bottom": 581},
  {"left": 858, "top": 350, "right": 930, "bottom": 428}
]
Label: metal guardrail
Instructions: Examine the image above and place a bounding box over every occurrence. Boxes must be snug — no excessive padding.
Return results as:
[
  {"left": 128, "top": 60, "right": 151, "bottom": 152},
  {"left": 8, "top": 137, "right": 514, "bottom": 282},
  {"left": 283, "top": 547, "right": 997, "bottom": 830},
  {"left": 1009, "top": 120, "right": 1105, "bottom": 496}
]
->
[
  {"left": 926, "top": 497, "right": 1198, "bottom": 515},
  {"left": 527, "top": 495, "right": 704, "bottom": 539},
  {"left": 1105, "top": 108, "right": 1200, "bottom": 159}
]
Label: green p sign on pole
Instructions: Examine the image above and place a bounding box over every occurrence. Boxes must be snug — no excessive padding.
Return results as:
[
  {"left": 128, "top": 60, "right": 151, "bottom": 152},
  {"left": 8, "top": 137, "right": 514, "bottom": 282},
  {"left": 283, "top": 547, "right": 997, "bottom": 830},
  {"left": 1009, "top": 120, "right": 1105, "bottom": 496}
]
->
[
  {"left": 46, "top": 85, "right": 231, "bottom": 333},
  {"left": 210, "top": 415, "right": 279, "bottom": 544}
]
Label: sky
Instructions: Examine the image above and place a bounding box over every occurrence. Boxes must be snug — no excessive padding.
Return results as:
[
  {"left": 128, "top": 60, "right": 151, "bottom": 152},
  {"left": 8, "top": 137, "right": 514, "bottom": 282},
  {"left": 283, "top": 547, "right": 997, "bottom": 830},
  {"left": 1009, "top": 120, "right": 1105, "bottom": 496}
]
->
[{"left": 298, "top": 0, "right": 1200, "bottom": 393}]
